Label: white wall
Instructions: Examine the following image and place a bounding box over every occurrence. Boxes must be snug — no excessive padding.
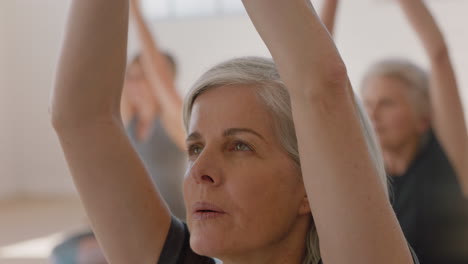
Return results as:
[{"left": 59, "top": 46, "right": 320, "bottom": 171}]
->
[
  {"left": 335, "top": 0, "right": 468, "bottom": 101},
  {"left": 139, "top": 0, "right": 468, "bottom": 108},
  {"left": 1, "top": 0, "right": 467, "bottom": 197},
  {"left": 0, "top": 0, "right": 76, "bottom": 197},
  {"left": 0, "top": 1, "right": 15, "bottom": 199},
  {"left": 138, "top": 16, "right": 269, "bottom": 95}
]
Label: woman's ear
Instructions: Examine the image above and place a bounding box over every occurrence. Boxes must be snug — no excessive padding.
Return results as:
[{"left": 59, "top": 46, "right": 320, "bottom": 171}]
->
[{"left": 298, "top": 195, "right": 311, "bottom": 215}]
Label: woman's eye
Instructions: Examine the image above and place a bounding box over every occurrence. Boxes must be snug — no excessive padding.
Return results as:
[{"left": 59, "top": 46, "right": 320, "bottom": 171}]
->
[
  {"left": 188, "top": 145, "right": 203, "bottom": 155},
  {"left": 234, "top": 142, "right": 252, "bottom": 151}
]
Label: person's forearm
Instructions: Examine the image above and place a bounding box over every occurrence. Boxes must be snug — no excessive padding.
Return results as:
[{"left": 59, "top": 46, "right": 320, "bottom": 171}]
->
[
  {"left": 130, "top": 1, "right": 178, "bottom": 115},
  {"left": 320, "top": 0, "right": 339, "bottom": 36},
  {"left": 130, "top": 0, "right": 166, "bottom": 69},
  {"left": 242, "top": 0, "right": 347, "bottom": 96},
  {"left": 398, "top": 0, "right": 446, "bottom": 61},
  {"left": 51, "top": 0, "right": 129, "bottom": 126}
]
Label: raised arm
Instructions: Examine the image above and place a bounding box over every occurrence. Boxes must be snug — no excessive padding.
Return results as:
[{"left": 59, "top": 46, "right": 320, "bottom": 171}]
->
[
  {"left": 241, "top": 0, "right": 412, "bottom": 263},
  {"left": 50, "top": 1, "right": 171, "bottom": 263},
  {"left": 130, "top": 0, "right": 186, "bottom": 149},
  {"left": 319, "top": 0, "right": 340, "bottom": 36},
  {"left": 397, "top": 0, "right": 468, "bottom": 195}
]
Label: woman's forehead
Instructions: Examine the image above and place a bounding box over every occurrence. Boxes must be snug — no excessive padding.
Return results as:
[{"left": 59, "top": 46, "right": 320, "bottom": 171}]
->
[
  {"left": 362, "top": 76, "right": 412, "bottom": 99},
  {"left": 192, "top": 85, "right": 265, "bottom": 114},
  {"left": 188, "top": 85, "right": 275, "bottom": 138}
]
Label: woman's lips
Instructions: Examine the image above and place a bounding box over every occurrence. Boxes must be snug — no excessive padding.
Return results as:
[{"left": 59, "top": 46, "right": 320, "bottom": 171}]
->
[{"left": 192, "top": 202, "right": 227, "bottom": 220}]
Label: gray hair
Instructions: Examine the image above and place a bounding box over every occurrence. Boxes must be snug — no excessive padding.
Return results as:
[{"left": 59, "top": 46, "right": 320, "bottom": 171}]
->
[
  {"left": 183, "top": 56, "right": 388, "bottom": 264},
  {"left": 362, "top": 59, "right": 430, "bottom": 119}
]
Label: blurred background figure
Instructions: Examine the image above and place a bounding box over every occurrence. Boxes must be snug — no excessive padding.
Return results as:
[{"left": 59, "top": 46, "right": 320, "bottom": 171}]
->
[
  {"left": 122, "top": 51, "right": 186, "bottom": 221},
  {"left": 321, "top": 0, "right": 468, "bottom": 263},
  {"left": 50, "top": 232, "right": 106, "bottom": 264}
]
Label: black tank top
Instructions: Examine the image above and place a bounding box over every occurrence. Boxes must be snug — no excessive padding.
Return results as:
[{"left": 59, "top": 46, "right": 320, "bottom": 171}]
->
[
  {"left": 158, "top": 218, "right": 419, "bottom": 264},
  {"left": 391, "top": 130, "right": 468, "bottom": 264}
]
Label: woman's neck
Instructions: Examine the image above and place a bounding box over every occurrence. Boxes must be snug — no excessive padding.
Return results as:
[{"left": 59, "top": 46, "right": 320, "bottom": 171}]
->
[
  {"left": 220, "top": 217, "right": 310, "bottom": 264},
  {"left": 382, "top": 135, "right": 422, "bottom": 176}
]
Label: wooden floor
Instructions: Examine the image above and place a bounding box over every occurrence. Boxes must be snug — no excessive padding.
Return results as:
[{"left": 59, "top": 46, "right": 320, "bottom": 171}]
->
[{"left": 0, "top": 196, "right": 89, "bottom": 264}]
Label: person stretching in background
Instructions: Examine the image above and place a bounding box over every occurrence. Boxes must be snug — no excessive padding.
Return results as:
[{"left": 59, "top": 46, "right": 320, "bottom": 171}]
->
[{"left": 320, "top": 0, "right": 468, "bottom": 263}]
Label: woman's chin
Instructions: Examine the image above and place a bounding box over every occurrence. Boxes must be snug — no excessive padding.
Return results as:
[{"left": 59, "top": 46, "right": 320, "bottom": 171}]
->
[{"left": 190, "top": 232, "right": 227, "bottom": 258}]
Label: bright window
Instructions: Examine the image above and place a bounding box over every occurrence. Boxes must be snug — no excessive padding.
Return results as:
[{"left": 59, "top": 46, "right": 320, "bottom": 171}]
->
[{"left": 142, "top": 0, "right": 246, "bottom": 19}]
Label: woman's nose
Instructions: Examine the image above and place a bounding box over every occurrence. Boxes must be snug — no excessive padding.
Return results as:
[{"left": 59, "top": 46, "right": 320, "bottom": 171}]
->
[{"left": 187, "top": 148, "right": 222, "bottom": 186}]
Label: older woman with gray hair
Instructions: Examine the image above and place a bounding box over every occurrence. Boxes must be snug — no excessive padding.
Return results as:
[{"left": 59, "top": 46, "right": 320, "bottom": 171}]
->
[
  {"left": 321, "top": 0, "right": 468, "bottom": 263},
  {"left": 51, "top": 0, "right": 418, "bottom": 263}
]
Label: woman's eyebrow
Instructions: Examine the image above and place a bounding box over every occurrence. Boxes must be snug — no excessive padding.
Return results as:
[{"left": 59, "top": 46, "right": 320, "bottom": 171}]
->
[
  {"left": 186, "top": 132, "right": 201, "bottom": 142},
  {"left": 223, "top": 128, "right": 266, "bottom": 142},
  {"left": 186, "top": 128, "right": 266, "bottom": 143}
]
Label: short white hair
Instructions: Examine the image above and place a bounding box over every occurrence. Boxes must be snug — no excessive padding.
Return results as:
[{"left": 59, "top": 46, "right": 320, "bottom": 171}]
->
[{"left": 362, "top": 58, "right": 430, "bottom": 119}]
